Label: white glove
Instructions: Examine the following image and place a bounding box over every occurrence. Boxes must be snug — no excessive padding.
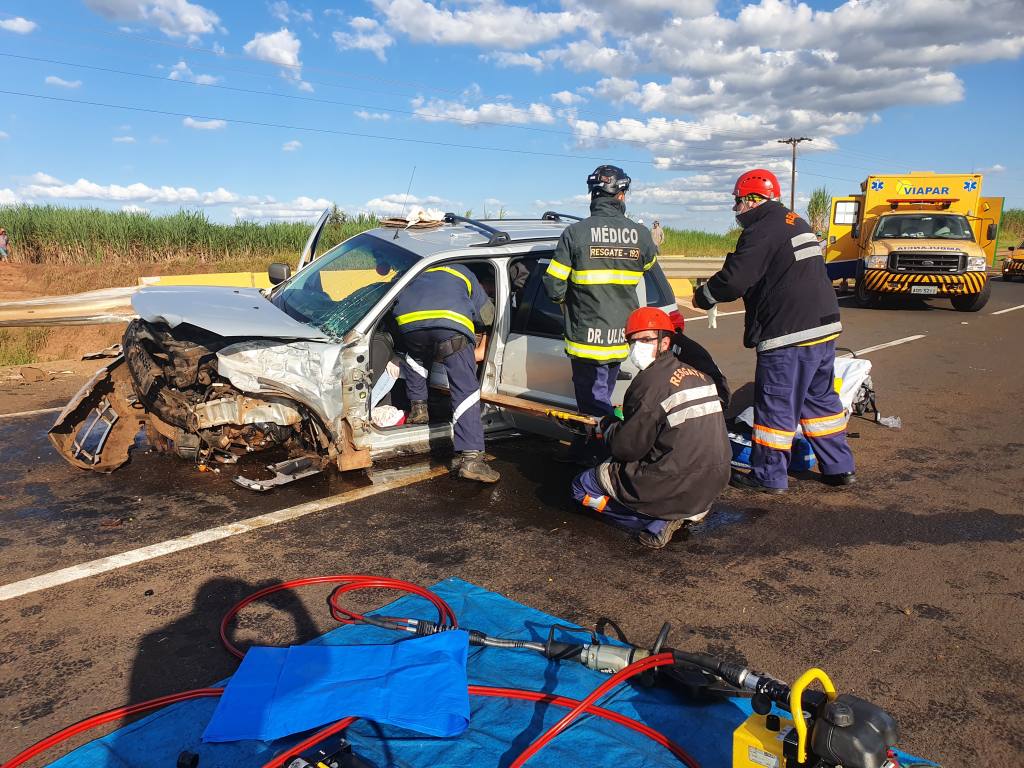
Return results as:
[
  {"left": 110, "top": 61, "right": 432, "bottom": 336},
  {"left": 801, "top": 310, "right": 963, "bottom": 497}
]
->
[{"left": 706, "top": 303, "right": 718, "bottom": 329}]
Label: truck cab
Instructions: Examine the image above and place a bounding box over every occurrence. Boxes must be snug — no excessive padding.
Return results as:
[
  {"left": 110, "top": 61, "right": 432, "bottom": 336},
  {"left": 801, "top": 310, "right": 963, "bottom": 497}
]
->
[{"left": 824, "top": 173, "right": 1002, "bottom": 312}]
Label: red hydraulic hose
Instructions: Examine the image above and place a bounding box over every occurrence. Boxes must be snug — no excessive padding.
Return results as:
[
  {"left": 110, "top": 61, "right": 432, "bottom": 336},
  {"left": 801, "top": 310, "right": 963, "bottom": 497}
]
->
[
  {"left": 220, "top": 575, "right": 458, "bottom": 658},
  {"left": 260, "top": 716, "right": 361, "bottom": 768},
  {"left": 509, "top": 652, "right": 678, "bottom": 767},
  {"left": 1, "top": 688, "right": 224, "bottom": 768}
]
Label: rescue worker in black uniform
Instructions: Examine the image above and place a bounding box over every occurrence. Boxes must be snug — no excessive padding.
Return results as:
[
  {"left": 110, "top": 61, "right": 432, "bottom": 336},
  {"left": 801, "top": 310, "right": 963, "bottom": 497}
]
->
[
  {"left": 693, "top": 169, "right": 855, "bottom": 492},
  {"left": 543, "top": 165, "right": 658, "bottom": 463},
  {"left": 570, "top": 307, "right": 732, "bottom": 548},
  {"left": 392, "top": 264, "right": 498, "bottom": 483}
]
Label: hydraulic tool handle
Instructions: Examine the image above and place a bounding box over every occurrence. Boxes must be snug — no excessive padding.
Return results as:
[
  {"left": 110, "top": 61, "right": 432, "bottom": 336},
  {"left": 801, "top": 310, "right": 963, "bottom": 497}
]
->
[
  {"left": 545, "top": 409, "right": 598, "bottom": 426},
  {"left": 790, "top": 668, "right": 838, "bottom": 765}
]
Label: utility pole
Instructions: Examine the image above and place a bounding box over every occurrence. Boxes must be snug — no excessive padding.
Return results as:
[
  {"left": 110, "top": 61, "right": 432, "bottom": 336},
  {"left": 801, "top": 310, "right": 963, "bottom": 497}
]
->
[{"left": 777, "top": 137, "right": 812, "bottom": 210}]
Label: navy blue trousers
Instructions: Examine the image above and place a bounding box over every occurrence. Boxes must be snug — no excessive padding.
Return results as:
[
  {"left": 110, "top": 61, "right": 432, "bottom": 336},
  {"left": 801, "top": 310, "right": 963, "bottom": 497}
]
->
[
  {"left": 400, "top": 329, "right": 484, "bottom": 453},
  {"left": 570, "top": 468, "right": 668, "bottom": 536},
  {"left": 751, "top": 340, "right": 855, "bottom": 489},
  {"left": 570, "top": 359, "right": 620, "bottom": 418}
]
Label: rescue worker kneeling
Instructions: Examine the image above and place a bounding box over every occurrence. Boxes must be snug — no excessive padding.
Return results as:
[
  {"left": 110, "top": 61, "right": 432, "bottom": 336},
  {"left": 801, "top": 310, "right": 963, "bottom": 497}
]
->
[
  {"left": 392, "top": 264, "right": 499, "bottom": 484},
  {"left": 570, "top": 307, "right": 732, "bottom": 548}
]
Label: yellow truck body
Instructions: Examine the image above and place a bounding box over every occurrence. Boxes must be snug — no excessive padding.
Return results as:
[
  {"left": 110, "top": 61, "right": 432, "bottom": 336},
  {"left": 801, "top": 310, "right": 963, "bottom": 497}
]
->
[{"left": 824, "top": 172, "right": 1003, "bottom": 311}]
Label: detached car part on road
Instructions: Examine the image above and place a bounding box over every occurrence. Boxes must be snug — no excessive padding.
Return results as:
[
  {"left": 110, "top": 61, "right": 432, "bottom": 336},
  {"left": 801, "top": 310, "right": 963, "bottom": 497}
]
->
[{"left": 49, "top": 212, "right": 680, "bottom": 485}]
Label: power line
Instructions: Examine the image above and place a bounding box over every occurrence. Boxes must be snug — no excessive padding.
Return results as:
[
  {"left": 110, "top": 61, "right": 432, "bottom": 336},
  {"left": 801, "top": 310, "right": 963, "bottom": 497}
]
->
[
  {"left": 0, "top": 88, "right": 660, "bottom": 166},
  {"left": 778, "top": 137, "right": 812, "bottom": 209}
]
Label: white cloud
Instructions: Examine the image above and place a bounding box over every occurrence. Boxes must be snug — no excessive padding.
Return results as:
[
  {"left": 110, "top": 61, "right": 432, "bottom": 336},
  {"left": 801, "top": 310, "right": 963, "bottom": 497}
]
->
[
  {"left": 0, "top": 131, "right": 8, "bottom": 140},
  {"left": 113, "top": 135, "right": 137, "bottom": 143},
  {"left": 413, "top": 97, "right": 556, "bottom": 126},
  {"left": 282, "top": 139, "right": 302, "bottom": 151},
  {"left": 244, "top": 27, "right": 311, "bottom": 89},
  {"left": 0, "top": 188, "right": 18, "bottom": 205},
  {"left": 370, "top": 0, "right": 591, "bottom": 48},
  {"left": 17, "top": 173, "right": 245, "bottom": 206},
  {"left": 168, "top": 60, "right": 221, "bottom": 85},
  {"left": 182, "top": 116, "right": 226, "bottom": 130},
  {"left": 0, "top": 16, "right": 37, "bottom": 34},
  {"left": 981, "top": 164, "right": 1006, "bottom": 174},
  {"left": 551, "top": 90, "right": 585, "bottom": 106},
  {"left": 483, "top": 51, "right": 544, "bottom": 72},
  {"left": 84, "top": 0, "right": 221, "bottom": 41},
  {"left": 354, "top": 110, "right": 390, "bottom": 121},
  {"left": 333, "top": 17, "right": 394, "bottom": 61},
  {"left": 270, "top": 1, "right": 312, "bottom": 24},
  {"left": 45, "top": 75, "right": 82, "bottom": 89},
  {"left": 122, "top": 204, "right": 150, "bottom": 214},
  {"left": 231, "top": 196, "right": 333, "bottom": 221},
  {"left": 364, "top": 193, "right": 449, "bottom": 217}
]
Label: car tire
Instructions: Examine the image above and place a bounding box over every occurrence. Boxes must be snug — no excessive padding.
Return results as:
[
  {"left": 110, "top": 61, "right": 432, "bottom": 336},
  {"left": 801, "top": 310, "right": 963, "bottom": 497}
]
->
[
  {"left": 951, "top": 279, "right": 991, "bottom": 312},
  {"left": 854, "top": 275, "right": 882, "bottom": 308}
]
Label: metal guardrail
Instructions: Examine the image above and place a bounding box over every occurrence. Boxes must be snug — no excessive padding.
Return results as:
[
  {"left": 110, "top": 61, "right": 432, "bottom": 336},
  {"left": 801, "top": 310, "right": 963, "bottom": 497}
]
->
[{"left": 658, "top": 256, "right": 725, "bottom": 280}]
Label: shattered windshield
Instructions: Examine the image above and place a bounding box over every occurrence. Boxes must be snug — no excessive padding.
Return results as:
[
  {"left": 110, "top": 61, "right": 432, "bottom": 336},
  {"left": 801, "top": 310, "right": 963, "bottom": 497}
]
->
[
  {"left": 271, "top": 233, "right": 418, "bottom": 338},
  {"left": 874, "top": 214, "right": 974, "bottom": 241}
]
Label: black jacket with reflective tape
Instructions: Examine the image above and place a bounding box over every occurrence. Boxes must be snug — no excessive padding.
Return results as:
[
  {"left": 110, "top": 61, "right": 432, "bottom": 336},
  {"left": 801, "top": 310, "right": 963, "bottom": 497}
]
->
[
  {"left": 391, "top": 264, "right": 491, "bottom": 343},
  {"left": 543, "top": 197, "right": 658, "bottom": 363},
  {"left": 600, "top": 338, "right": 732, "bottom": 520},
  {"left": 693, "top": 200, "right": 841, "bottom": 352}
]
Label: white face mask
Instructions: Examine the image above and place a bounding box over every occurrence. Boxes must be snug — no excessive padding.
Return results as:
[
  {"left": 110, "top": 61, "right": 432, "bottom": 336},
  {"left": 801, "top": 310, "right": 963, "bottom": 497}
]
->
[{"left": 628, "top": 340, "right": 658, "bottom": 371}]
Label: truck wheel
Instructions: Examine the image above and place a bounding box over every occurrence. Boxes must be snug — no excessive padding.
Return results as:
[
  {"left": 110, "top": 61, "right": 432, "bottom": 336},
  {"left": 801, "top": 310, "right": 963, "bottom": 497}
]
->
[
  {"left": 951, "top": 280, "right": 991, "bottom": 312},
  {"left": 854, "top": 276, "right": 881, "bottom": 308}
]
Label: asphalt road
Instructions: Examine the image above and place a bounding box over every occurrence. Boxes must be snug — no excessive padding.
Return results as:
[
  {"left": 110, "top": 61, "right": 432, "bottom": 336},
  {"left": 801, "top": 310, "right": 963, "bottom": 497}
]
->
[{"left": 1, "top": 279, "right": 1023, "bottom": 766}]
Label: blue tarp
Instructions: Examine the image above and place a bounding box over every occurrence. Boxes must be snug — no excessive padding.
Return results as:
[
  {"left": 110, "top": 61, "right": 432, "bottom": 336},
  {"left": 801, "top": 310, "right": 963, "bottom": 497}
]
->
[
  {"left": 48, "top": 578, "right": 930, "bottom": 768},
  {"left": 202, "top": 632, "right": 470, "bottom": 742}
]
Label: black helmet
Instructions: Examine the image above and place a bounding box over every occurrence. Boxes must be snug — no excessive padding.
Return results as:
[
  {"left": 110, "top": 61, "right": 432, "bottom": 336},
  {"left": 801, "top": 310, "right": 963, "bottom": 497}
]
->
[{"left": 587, "top": 165, "right": 630, "bottom": 197}]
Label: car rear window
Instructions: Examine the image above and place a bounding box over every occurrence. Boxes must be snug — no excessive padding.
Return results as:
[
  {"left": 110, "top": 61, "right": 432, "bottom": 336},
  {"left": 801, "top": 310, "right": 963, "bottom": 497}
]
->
[{"left": 643, "top": 262, "right": 676, "bottom": 307}]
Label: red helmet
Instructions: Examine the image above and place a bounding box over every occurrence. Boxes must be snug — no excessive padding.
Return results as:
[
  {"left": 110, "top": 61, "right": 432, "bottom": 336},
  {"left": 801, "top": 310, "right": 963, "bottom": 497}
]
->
[
  {"left": 733, "top": 169, "right": 781, "bottom": 200},
  {"left": 625, "top": 307, "right": 676, "bottom": 337}
]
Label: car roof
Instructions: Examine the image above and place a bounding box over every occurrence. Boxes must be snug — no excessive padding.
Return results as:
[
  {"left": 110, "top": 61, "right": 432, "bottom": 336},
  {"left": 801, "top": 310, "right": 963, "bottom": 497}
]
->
[{"left": 359, "top": 218, "right": 573, "bottom": 258}]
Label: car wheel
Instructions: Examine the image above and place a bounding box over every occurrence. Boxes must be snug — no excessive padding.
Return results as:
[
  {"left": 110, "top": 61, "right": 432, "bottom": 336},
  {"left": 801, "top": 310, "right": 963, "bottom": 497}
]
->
[
  {"left": 951, "top": 280, "right": 991, "bottom": 312},
  {"left": 854, "top": 276, "right": 881, "bottom": 308}
]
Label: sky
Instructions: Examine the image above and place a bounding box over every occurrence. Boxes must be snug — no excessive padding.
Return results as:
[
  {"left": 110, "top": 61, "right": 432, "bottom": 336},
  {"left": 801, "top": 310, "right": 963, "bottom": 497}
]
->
[{"left": 0, "top": 0, "right": 1022, "bottom": 232}]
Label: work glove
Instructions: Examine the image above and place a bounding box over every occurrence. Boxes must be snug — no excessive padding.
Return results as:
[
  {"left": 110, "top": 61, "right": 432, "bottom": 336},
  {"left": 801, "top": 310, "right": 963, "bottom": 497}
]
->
[{"left": 706, "top": 303, "right": 718, "bottom": 329}]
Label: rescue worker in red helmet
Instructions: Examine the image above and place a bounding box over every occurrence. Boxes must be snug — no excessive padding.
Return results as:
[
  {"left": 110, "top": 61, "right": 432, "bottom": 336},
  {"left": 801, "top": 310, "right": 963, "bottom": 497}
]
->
[
  {"left": 693, "top": 169, "right": 855, "bottom": 493},
  {"left": 544, "top": 164, "right": 659, "bottom": 464},
  {"left": 570, "top": 307, "right": 732, "bottom": 548}
]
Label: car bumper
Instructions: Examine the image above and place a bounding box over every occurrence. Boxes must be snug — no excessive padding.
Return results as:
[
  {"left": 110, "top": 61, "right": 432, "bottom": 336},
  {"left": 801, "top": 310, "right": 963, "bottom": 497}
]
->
[
  {"left": 862, "top": 269, "right": 987, "bottom": 295},
  {"left": 1004, "top": 259, "right": 1024, "bottom": 278}
]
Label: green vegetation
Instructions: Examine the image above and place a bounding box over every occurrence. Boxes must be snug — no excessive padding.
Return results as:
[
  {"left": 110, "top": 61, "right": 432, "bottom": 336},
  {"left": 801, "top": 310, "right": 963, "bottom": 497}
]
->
[
  {"left": 660, "top": 226, "right": 740, "bottom": 257},
  {"left": 806, "top": 187, "right": 831, "bottom": 236},
  {"left": 1000, "top": 208, "right": 1023, "bottom": 249},
  {"left": 0, "top": 205, "right": 380, "bottom": 265},
  {"left": 0, "top": 328, "right": 52, "bottom": 367}
]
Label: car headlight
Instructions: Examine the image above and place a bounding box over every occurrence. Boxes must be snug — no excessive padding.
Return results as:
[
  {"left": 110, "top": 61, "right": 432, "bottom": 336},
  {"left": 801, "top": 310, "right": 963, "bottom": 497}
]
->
[
  {"left": 967, "top": 256, "right": 987, "bottom": 271},
  {"left": 866, "top": 254, "right": 888, "bottom": 270}
]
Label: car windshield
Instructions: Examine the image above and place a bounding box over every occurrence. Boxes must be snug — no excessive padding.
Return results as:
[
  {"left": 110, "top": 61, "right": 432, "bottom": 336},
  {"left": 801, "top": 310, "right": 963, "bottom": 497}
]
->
[
  {"left": 874, "top": 214, "right": 974, "bottom": 241},
  {"left": 271, "top": 233, "right": 418, "bottom": 337}
]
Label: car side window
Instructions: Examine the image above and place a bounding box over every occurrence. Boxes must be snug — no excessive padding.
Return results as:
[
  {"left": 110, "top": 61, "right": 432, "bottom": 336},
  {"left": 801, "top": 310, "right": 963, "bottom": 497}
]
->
[
  {"left": 643, "top": 263, "right": 675, "bottom": 307},
  {"left": 518, "top": 258, "right": 565, "bottom": 337}
]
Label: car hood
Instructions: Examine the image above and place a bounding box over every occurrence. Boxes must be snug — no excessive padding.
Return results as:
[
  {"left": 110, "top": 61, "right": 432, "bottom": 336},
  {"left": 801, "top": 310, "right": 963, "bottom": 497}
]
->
[{"left": 132, "top": 286, "right": 329, "bottom": 340}]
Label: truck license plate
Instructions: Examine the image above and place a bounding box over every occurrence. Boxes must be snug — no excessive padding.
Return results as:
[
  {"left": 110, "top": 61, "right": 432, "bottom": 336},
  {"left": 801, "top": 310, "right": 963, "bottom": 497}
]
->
[{"left": 911, "top": 285, "right": 938, "bottom": 295}]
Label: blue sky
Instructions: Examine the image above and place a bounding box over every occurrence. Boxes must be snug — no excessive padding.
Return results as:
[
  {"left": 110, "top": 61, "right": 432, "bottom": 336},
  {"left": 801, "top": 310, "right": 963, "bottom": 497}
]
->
[{"left": 1, "top": 0, "right": 1022, "bottom": 231}]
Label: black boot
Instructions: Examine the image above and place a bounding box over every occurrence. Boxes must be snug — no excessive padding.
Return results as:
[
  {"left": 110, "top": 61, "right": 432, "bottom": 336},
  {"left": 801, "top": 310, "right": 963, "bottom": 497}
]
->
[
  {"left": 407, "top": 400, "right": 429, "bottom": 424},
  {"left": 456, "top": 451, "right": 500, "bottom": 483}
]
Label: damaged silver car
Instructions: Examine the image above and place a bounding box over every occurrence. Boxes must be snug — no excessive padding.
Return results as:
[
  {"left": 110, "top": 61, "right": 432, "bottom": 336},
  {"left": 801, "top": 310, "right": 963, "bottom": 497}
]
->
[{"left": 49, "top": 212, "right": 681, "bottom": 488}]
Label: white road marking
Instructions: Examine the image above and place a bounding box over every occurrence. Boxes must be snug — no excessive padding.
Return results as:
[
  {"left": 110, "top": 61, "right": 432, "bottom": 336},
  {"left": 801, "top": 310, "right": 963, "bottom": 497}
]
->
[
  {"left": 837, "top": 335, "right": 927, "bottom": 357},
  {"left": 0, "top": 462, "right": 449, "bottom": 602},
  {"left": 991, "top": 303, "right": 1024, "bottom": 316},
  {"left": 0, "top": 406, "right": 62, "bottom": 420},
  {"left": 686, "top": 309, "right": 745, "bottom": 321}
]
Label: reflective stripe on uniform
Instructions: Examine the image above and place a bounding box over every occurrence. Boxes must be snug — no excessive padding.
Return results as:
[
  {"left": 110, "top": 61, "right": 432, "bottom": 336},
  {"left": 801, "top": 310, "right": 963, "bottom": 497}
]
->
[
  {"left": 791, "top": 233, "right": 818, "bottom": 248},
  {"left": 643, "top": 254, "right": 658, "bottom": 271},
  {"left": 582, "top": 493, "right": 609, "bottom": 513},
  {"left": 396, "top": 309, "right": 475, "bottom": 334},
  {"left": 452, "top": 389, "right": 481, "bottom": 423},
  {"left": 701, "top": 282, "right": 718, "bottom": 306},
  {"left": 404, "top": 355, "right": 428, "bottom": 379},
  {"left": 757, "top": 321, "right": 843, "bottom": 352},
  {"left": 426, "top": 266, "right": 472, "bottom": 295},
  {"left": 800, "top": 411, "right": 847, "bottom": 438},
  {"left": 753, "top": 424, "right": 796, "bottom": 450},
  {"left": 666, "top": 399, "right": 722, "bottom": 427},
  {"left": 545, "top": 259, "right": 571, "bottom": 280},
  {"left": 564, "top": 339, "right": 629, "bottom": 361},
  {"left": 660, "top": 384, "right": 718, "bottom": 413},
  {"left": 797, "top": 332, "right": 840, "bottom": 347},
  {"left": 569, "top": 268, "right": 643, "bottom": 285}
]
